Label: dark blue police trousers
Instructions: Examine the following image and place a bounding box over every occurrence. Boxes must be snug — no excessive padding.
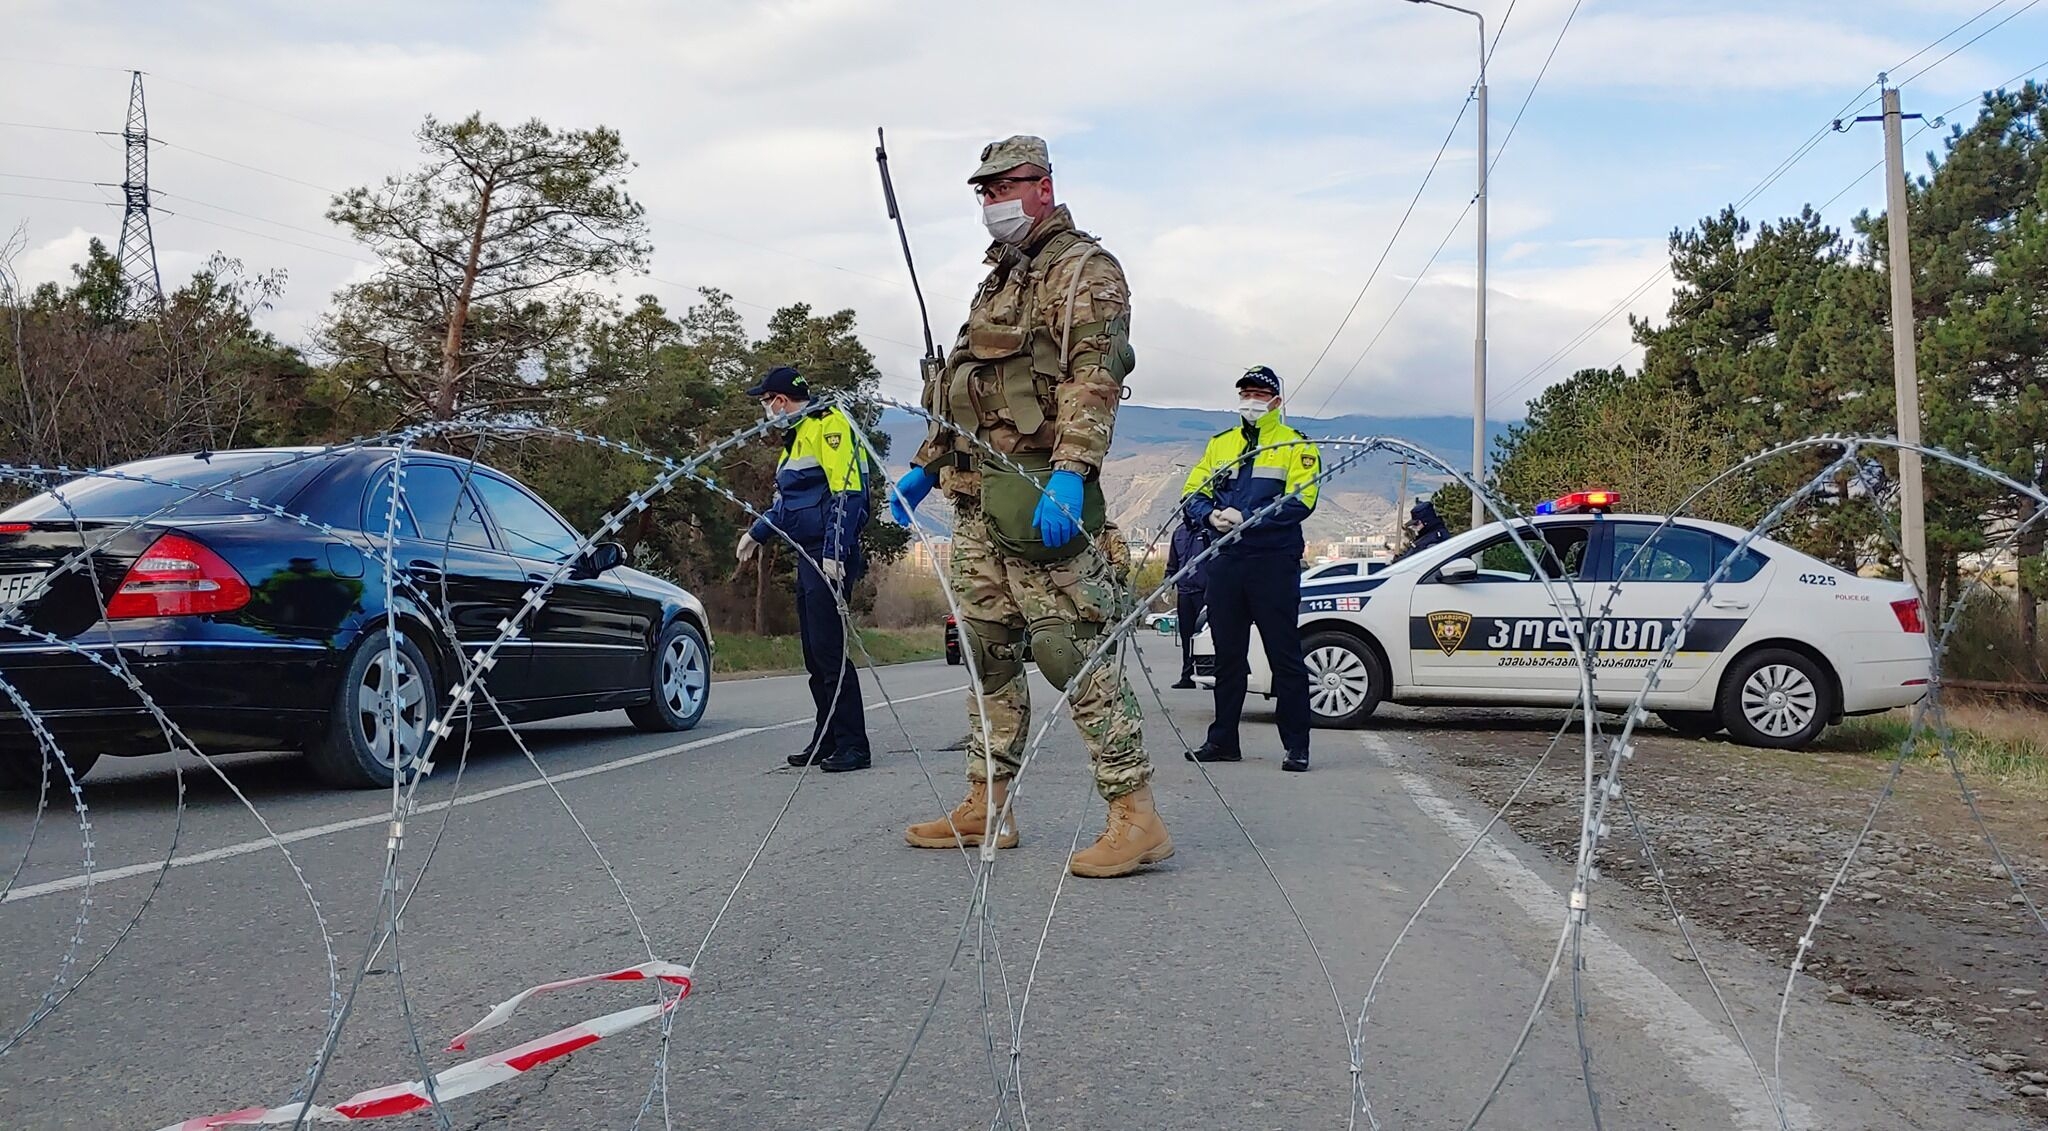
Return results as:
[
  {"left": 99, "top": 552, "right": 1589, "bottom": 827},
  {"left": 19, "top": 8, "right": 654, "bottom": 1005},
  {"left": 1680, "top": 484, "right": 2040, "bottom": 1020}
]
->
[
  {"left": 797, "top": 555, "right": 868, "bottom": 759},
  {"left": 1203, "top": 551, "right": 1309, "bottom": 756}
]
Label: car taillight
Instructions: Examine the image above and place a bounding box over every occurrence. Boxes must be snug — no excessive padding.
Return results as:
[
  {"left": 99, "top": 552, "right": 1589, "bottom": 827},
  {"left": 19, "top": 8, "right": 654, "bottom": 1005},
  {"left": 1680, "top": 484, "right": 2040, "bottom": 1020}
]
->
[
  {"left": 1891, "top": 597, "right": 1924, "bottom": 633},
  {"left": 105, "top": 532, "right": 251, "bottom": 619},
  {"left": 0, "top": 523, "right": 28, "bottom": 535}
]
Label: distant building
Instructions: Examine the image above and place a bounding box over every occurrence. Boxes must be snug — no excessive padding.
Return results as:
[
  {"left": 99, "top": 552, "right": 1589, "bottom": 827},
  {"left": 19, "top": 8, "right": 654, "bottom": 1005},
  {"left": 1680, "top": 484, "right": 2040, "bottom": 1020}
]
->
[
  {"left": 1328, "top": 533, "right": 1393, "bottom": 558},
  {"left": 905, "top": 536, "right": 953, "bottom": 574}
]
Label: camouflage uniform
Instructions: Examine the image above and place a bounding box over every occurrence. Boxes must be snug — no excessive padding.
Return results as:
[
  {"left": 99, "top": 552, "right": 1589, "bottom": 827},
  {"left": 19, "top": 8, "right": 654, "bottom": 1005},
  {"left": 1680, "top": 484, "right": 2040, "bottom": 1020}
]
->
[{"left": 916, "top": 144, "right": 1149, "bottom": 802}]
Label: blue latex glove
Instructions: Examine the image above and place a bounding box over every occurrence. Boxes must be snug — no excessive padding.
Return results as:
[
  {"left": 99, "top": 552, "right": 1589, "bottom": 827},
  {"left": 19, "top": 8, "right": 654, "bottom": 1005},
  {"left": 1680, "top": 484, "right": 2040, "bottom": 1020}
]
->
[
  {"left": 889, "top": 466, "right": 934, "bottom": 526},
  {"left": 1032, "top": 469, "right": 1085, "bottom": 548}
]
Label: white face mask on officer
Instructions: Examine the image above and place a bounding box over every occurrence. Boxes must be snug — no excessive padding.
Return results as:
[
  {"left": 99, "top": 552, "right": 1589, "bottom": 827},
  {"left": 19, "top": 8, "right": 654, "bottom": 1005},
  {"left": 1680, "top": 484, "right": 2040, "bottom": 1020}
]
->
[
  {"left": 1237, "top": 396, "right": 1273, "bottom": 423},
  {"left": 762, "top": 397, "right": 796, "bottom": 426},
  {"left": 981, "top": 198, "right": 1034, "bottom": 244}
]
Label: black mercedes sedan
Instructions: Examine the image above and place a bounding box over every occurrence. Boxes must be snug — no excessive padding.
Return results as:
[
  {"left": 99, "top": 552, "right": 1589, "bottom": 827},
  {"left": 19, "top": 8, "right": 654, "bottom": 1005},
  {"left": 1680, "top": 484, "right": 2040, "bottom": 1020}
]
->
[{"left": 0, "top": 448, "right": 713, "bottom": 789}]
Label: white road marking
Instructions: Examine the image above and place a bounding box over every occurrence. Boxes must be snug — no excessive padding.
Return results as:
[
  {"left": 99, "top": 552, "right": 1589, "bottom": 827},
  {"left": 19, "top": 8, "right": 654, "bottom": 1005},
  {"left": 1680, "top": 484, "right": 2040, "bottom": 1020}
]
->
[
  {"left": 2, "top": 684, "right": 966, "bottom": 905},
  {"left": 1361, "top": 732, "right": 1814, "bottom": 1131}
]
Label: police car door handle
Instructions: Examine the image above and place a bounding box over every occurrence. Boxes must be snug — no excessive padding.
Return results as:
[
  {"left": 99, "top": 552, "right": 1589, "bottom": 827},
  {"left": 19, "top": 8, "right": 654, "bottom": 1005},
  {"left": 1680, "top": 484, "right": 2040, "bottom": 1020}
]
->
[{"left": 1710, "top": 597, "right": 1751, "bottom": 610}]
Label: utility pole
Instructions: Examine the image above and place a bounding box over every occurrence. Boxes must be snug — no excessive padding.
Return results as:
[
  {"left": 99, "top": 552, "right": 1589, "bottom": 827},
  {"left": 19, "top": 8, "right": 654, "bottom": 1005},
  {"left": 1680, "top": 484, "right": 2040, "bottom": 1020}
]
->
[
  {"left": 1838, "top": 79, "right": 1927, "bottom": 588},
  {"left": 1405, "top": 0, "right": 1488, "bottom": 528},
  {"left": 112, "top": 71, "right": 163, "bottom": 318},
  {"left": 1881, "top": 85, "right": 1927, "bottom": 592}
]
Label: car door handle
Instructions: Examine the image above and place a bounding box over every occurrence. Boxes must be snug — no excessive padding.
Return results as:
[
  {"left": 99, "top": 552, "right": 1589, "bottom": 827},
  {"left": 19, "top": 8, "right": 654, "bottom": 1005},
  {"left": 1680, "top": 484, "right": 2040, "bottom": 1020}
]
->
[
  {"left": 1710, "top": 598, "right": 1751, "bottom": 610},
  {"left": 405, "top": 559, "right": 445, "bottom": 583}
]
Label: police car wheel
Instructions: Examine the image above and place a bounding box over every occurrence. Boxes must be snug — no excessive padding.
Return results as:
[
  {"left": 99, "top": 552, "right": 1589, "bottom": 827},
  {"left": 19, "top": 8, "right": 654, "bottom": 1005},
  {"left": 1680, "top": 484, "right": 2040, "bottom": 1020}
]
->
[
  {"left": 1656, "top": 710, "right": 1723, "bottom": 740},
  {"left": 1719, "top": 648, "right": 1831, "bottom": 750},
  {"left": 1301, "top": 630, "right": 1384, "bottom": 727}
]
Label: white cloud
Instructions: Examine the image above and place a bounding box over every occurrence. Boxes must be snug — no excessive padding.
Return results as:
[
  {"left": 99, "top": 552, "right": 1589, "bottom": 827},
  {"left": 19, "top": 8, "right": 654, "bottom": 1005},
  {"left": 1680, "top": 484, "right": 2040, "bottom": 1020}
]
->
[{"left": 1, "top": 0, "right": 2037, "bottom": 421}]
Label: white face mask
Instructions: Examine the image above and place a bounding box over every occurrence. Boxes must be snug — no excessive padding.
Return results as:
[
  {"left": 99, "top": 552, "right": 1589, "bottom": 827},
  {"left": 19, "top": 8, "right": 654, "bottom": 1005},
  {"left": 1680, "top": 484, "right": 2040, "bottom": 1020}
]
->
[
  {"left": 763, "top": 400, "right": 793, "bottom": 426},
  {"left": 1237, "top": 397, "right": 1272, "bottom": 423},
  {"left": 981, "top": 198, "right": 1033, "bottom": 244}
]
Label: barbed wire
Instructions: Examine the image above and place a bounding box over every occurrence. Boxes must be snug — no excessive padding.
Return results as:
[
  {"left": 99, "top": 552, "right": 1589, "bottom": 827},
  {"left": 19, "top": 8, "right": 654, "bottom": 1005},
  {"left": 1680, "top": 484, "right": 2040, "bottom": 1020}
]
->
[{"left": 0, "top": 422, "right": 2042, "bottom": 1129}]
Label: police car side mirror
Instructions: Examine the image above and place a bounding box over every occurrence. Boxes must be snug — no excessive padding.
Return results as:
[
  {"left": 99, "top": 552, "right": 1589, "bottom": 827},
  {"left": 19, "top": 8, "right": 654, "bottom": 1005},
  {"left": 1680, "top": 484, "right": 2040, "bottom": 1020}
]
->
[{"left": 1438, "top": 557, "right": 1478, "bottom": 584}]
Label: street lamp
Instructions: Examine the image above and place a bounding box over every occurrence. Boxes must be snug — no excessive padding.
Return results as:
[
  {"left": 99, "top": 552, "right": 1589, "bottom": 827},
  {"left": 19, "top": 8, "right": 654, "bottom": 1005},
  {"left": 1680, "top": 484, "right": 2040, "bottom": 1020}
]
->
[{"left": 1405, "top": 0, "right": 1488, "bottom": 530}]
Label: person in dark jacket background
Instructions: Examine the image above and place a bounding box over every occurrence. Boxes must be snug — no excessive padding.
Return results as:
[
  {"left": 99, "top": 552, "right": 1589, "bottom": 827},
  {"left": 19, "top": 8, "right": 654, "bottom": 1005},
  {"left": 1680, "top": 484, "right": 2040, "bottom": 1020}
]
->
[
  {"left": 738, "top": 366, "right": 871, "bottom": 773},
  {"left": 1178, "top": 365, "right": 1320, "bottom": 773},
  {"left": 1164, "top": 514, "right": 1210, "bottom": 688},
  {"left": 1396, "top": 496, "right": 1451, "bottom": 562}
]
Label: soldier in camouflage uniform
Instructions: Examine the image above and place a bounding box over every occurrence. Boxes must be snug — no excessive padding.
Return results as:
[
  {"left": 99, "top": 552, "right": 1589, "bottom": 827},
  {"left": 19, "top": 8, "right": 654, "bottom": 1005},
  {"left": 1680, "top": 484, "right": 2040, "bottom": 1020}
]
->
[{"left": 891, "top": 135, "right": 1171, "bottom": 879}]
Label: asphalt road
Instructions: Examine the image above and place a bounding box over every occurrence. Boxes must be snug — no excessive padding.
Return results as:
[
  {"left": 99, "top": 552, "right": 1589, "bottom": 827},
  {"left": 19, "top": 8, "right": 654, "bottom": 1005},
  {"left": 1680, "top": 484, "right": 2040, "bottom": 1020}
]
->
[{"left": 0, "top": 639, "right": 2025, "bottom": 1130}]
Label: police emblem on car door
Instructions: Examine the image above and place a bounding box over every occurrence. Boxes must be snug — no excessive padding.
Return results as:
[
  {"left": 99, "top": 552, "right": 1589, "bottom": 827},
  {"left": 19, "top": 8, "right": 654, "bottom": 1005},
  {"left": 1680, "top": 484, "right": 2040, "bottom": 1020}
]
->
[{"left": 1426, "top": 610, "right": 1471, "bottom": 655}]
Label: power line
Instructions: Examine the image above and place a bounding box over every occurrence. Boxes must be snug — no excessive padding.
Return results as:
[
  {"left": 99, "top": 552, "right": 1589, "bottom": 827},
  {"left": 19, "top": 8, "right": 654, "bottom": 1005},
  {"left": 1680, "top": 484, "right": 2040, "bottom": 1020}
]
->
[
  {"left": 147, "top": 74, "right": 410, "bottom": 154},
  {"left": 1309, "top": 198, "right": 1477, "bottom": 419},
  {"left": 1592, "top": 116, "right": 1947, "bottom": 377},
  {"left": 0, "top": 190, "right": 113, "bottom": 207},
  {"left": 1485, "top": 116, "right": 1849, "bottom": 412},
  {"left": 1293, "top": 96, "right": 1473, "bottom": 397},
  {"left": 160, "top": 209, "right": 377, "bottom": 262},
  {"left": 1486, "top": 0, "right": 1520, "bottom": 62},
  {"left": 0, "top": 120, "right": 101, "bottom": 137},
  {"left": 154, "top": 191, "right": 363, "bottom": 247},
  {"left": 1899, "top": 0, "right": 2044, "bottom": 88},
  {"left": 1298, "top": 0, "right": 1580, "bottom": 419},
  {"left": 1487, "top": 0, "right": 1584, "bottom": 174},
  {"left": 0, "top": 56, "right": 130, "bottom": 73},
  {"left": 153, "top": 139, "right": 343, "bottom": 195},
  {"left": 1887, "top": 0, "right": 2013, "bottom": 78},
  {"left": 1501, "top": 43, "right": 2048, "bottom": 414},
  {"left": 1934, "top": 54, "right": 2048, "bottom": 118}
]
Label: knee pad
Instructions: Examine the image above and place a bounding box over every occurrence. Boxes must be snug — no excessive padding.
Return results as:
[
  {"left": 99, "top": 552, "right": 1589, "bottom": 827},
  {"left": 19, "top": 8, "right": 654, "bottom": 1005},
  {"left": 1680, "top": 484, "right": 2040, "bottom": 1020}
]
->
[
  {"left": 962, "top": 618, "right": 1024, "bottom": 693},
  {"left": 1028, "top": 617, "right": 1105, "bottom": 691}
]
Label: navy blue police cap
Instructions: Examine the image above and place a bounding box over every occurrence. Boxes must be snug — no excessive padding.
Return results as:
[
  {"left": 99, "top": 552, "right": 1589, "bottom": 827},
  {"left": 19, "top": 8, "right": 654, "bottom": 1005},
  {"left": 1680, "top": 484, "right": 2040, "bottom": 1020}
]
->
[
  {"left": 745, "top": 365, "right": 812, "bottom": 400},
  {"left": 1236, "top": 365, "right": 1282, "bottom": 396}
]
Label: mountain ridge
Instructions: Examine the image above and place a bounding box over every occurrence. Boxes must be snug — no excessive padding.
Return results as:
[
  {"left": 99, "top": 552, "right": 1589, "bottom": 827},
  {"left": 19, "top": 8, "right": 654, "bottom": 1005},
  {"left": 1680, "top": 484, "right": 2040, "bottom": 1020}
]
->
[{"left": 875, "top": 405, "right": 1511, "bottom": 547}]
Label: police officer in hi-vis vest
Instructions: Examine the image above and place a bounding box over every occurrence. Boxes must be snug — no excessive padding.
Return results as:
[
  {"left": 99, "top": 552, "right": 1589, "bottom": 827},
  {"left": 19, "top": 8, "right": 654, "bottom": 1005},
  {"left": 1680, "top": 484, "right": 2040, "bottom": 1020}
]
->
[
  {"left": 1181, "top": 366, "right": 1321, "bottom": 773},
  {"left": 738, "top": 366, "right": 872, "bottom": 773},
  {"left": 890, "top": 135, "right": 1170, "bottom": 878}
]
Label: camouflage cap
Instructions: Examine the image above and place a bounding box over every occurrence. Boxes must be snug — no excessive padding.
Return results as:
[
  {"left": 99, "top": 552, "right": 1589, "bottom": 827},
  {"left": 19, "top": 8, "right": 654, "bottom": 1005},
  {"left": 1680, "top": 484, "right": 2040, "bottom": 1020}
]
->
[{"left": 969, "top": 135, "right": 1051, "bottom": 183}]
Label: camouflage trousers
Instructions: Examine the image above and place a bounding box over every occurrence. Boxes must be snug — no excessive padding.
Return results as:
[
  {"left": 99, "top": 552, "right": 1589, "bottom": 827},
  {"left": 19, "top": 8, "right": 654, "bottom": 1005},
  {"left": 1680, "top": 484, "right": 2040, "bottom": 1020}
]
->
[{"left": 948, "top": 501, "right": 1149, "bottom": 801}]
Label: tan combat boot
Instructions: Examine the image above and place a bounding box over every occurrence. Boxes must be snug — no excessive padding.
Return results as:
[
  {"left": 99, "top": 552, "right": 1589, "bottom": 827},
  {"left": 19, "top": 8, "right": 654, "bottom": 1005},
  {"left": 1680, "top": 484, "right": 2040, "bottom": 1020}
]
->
[
  {"left": 1068, "top": 784, "right": 1174, "bottom": 878},
  {"left": 905, "top": 779, "right": 1020, "bottom": 849}
]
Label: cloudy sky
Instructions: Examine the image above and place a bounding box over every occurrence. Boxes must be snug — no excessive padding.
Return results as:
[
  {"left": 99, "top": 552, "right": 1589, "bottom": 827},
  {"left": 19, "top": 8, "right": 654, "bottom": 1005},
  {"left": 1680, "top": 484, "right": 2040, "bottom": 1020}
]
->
[{"left": 2, "top": 1, "right": 2041, "bottom": 420}]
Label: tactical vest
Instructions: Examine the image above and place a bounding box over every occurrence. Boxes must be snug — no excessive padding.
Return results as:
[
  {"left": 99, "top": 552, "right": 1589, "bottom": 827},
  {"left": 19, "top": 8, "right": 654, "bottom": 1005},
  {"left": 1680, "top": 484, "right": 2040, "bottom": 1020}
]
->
[{"left": 929, "top": 228, "right": 1135, "bottom": 464}]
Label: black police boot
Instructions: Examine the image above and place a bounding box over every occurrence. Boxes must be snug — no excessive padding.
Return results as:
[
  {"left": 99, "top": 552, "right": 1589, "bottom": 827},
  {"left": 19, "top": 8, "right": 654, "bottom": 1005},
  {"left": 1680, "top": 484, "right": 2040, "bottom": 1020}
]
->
[
  {"left": 820, "top": 748, "right": 871, "bottom": 773},
  {"left": 787, "top": 748, "right": 828, "bottom": 768},
  {"left": 1282, "top": 749, "right": 1310, "bottom": 773},
  {"left": 1185, "top": 742, "right": 1242, "bottom": 763},
  {"left": 1172, "top": 675, "right": 1197, "bottom": 689}
]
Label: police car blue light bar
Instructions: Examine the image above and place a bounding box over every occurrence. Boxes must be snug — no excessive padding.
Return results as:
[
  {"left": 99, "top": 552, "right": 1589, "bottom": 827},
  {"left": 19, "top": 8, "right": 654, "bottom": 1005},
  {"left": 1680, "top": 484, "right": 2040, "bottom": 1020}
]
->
[{"left": 1537, "top": 490, "right": 1618, "bottom": 516}]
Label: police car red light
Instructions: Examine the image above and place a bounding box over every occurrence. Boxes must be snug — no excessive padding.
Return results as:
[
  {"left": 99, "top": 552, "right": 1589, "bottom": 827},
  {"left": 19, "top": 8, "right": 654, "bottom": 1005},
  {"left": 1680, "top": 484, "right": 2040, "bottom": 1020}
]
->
[
  {"left": 1535, "top": 490, "right": 1619, "bottom": 516},
  {"left": 1890, "top": 597, "right": 1925, "bottom": 633}
]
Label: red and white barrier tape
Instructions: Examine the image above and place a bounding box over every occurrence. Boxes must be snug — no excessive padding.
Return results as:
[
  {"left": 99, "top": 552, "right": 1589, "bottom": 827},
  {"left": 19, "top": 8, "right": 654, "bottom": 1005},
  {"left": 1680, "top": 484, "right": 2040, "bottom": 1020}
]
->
[{"left": 157, "top": 961, "right": 692, "bottom": 1129}]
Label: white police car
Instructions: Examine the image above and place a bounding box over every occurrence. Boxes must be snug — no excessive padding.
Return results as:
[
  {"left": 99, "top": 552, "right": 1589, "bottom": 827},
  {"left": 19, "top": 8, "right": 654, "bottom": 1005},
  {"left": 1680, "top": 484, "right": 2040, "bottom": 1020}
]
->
[{"left": 1189, "top": 491, "right": 1931, "bottom": 749}]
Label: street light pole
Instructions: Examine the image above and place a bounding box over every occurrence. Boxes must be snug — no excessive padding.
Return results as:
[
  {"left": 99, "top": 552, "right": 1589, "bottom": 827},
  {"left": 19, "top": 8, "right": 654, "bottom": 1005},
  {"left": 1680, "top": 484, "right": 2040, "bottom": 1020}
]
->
[{"left": 1407, "top": 0, "right": 1488, "bottom": 529}]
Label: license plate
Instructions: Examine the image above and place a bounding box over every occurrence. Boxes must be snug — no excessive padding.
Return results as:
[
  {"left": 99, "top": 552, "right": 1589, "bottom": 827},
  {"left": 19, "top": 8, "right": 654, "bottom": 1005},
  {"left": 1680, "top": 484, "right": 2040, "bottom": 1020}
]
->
[{"left": 0, "top": 571, "right": 48, "bottom": 606}]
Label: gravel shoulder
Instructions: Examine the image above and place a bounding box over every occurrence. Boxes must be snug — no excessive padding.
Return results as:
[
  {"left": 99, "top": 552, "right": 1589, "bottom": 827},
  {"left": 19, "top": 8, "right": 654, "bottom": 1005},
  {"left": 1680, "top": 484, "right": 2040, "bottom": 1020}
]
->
[{"left": 1398, "top": 706, "right": 2048, "bottom": 1120}]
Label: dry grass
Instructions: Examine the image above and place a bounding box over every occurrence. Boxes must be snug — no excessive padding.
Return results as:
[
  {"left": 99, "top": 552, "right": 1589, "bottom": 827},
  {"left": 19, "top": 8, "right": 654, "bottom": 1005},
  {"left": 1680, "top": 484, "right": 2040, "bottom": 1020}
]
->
[
  {"left": 1823, "top": 698, "right": 2048, "bottom": 794},
  {"left": 868, "top": 564, "right": 952, "bottom": 630},
  {"left": 715, "top": 627, "right": 943, "bottom": 674}
]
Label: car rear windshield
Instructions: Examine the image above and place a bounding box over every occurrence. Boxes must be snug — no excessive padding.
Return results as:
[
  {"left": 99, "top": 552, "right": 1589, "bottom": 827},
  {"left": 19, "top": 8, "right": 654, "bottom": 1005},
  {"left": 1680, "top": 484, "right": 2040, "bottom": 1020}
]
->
[{"left": 0, "top": 452, "right": 331, "bottom": 521}]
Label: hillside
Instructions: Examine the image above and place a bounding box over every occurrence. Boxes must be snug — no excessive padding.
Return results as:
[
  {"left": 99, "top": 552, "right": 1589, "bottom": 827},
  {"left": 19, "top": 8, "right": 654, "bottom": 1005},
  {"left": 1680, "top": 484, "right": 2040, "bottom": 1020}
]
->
[{"left": 874, "top": 404, "right": 1508, "bottom": 544}]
